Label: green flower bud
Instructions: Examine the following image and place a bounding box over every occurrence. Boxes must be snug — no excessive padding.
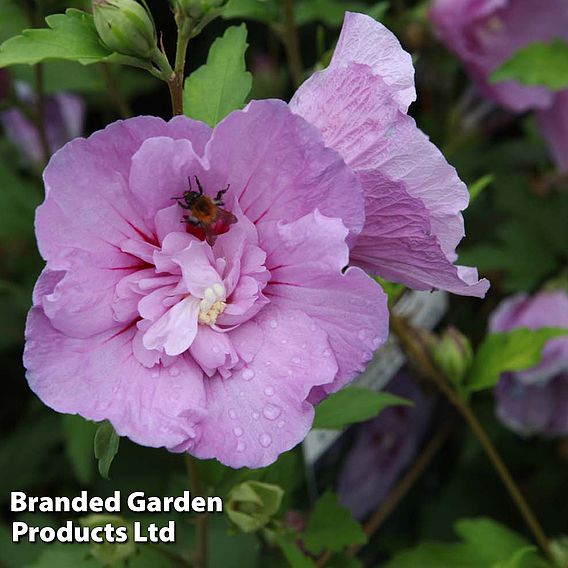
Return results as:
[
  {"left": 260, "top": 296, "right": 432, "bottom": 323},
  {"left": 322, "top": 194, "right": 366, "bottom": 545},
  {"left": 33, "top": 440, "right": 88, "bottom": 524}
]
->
[
  {"left": 93, "top": 0, "right": 157, "bottom": 60},
  {"left": 174, "top": 0, "right": 229, "bottom": 17},
  {"left": 430, "top": 326, "right": 473, "bottom": 385},
  {"left": 172, "top": 0, "right": 229, "bottom": 34},
  {"left": 79, "top": 515, "right": 135, "bottom": 566},
  {"left": 226, "top": 481, "right": 284, "bottom": 533}
]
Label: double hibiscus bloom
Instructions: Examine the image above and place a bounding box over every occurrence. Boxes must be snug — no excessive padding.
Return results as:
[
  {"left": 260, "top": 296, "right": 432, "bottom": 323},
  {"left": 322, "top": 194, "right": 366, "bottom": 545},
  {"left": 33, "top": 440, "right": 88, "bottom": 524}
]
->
[{"left": 24, "top": 13, "right": 488, "bottom": 468}]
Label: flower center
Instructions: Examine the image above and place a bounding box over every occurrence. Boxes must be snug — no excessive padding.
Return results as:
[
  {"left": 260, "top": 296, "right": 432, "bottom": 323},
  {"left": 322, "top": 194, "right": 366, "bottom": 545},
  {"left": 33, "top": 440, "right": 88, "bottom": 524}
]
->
[{"left": 199, "top": 283, "right": 226, "bottom": 326}]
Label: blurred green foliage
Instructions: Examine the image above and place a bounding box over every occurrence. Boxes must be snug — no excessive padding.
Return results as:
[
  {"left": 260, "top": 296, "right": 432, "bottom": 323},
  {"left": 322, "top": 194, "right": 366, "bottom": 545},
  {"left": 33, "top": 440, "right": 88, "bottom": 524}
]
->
[{"left": 0, "top": 0, "right": 567, "bottom": 567}]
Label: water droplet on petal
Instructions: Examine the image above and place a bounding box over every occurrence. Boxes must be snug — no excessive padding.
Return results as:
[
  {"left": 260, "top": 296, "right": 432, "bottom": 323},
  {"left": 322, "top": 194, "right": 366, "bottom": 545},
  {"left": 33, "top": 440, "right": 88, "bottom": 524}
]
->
[
  {"left": 151, "top": 370, "right": 160, "bottom": 378},
  {"left": 233, "top": 426, "right": 243, "bottom": 437},
  {"left": 169, "top": 367, "right": 180, "bottom": 377},
  {"left": 263, "top": 404, "right": 281, "bottom": 421},
  {"left": 229, "top": 409, "right": 237, "bottom": 419},
  {"left": 301, "top": 343, "right": 307, "bottom": 349},
  {"left": 252, "top": 411, "right": 260, "bottom": 420},
  {"left": 264, "top": 386, "right": 275, "bottom": 397},
  {"left": 292, "top": 357, "right": 301, "bottom": 364},
  {"left": 358, "top": 329, "right": 367, "bottom": 341},
  {"left": 259, "top": 433, "right": 272, "bottom": 448},
  {"left": 236, "top": 441, "right": 246, "bottom": 452},
  {"left": 239, "top": 391, "right": 245, "bottom": 397},
  {"left": 322, "top": 349, "right": 331, "bottom": 357},
  {"left": 265, "top": 361, "right": 272, "bottom": 367},
  {"left": 242, "top": 368, "right": 255, "bottom": 381},
  {"left": 269, "top": 320, "right": 278, "bottom": 329},
  {"left": 281, "top": 338, "right": 287, "bottom": 344},
  {"left": 277, "top": 421, "right": 285, "bottom": 428},
  {"left": 212, "top": 345, "right": 220, "bottom": 353}
]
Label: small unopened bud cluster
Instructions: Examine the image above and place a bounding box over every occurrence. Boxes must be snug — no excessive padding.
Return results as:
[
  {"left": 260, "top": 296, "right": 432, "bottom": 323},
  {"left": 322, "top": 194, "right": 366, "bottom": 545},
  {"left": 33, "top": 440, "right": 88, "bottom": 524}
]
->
[{"left": 93, "top": 0, "right": 157, "bottom": 60}]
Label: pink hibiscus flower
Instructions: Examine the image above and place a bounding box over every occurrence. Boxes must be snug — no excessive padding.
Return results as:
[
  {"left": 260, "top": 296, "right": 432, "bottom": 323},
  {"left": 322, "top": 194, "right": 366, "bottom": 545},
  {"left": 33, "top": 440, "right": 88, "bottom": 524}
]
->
[
  {"left": 430, "top": 0, "right": 568, "bottom": 171},
  {"left": 24, "top": 13, "right": 488, "bottom": 468},
  {"left": 490, "top": 290, "right": 568, "bottom": 437}
]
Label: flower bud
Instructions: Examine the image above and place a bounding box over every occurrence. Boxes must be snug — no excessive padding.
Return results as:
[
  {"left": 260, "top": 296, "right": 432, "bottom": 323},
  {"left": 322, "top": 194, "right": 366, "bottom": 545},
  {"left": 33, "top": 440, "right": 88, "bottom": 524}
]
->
[
  {"left": 430, "top": 326, "right": 473, "bottom": 384},
  {"left": 79, "top": 515, "right": 135, "bottom": 565},
  {"left": 173, "top": 0, "right": 229, "bottom": 33},
  {"left": 226, "top": 481, "right": 284, "bottom": 533},
  {"left": 93, "top": 0, "right": 157, "bottom": 60}
]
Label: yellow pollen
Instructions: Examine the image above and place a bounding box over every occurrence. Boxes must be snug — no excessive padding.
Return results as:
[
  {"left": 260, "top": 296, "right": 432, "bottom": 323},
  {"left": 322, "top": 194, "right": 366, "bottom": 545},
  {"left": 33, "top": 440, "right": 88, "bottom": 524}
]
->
[{"left": 198, "top": 300, "right": 226, "bottom": 326}]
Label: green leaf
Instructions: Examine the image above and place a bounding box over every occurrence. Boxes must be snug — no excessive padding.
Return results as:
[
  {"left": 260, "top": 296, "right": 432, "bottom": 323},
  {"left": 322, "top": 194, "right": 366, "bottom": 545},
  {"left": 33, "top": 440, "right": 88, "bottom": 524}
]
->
[
  {"left": 375, "top": 276, "right": 405, "bottom": 306},
  {"left": 222, "top": 0, "right": 279, "bottom": 23},
  {"left": 0, "top": 411, "right": 61, "bottom": 495},
  {"left": 491, "top": 39, "right": 568, "bottom": 91},
  {"left": 0, "top": 9, "right": 113, "bottom": 68},
  {"left": 183, "top": 24, "right": 252, "bottom": 127},
  {"left": 468, "top": 174, "right": 493, "bottom": 204},
  {"left": 273, "top": 534, "right": 317, "bottom": 568},
  {"left": 0, "top": 161, "right": 41, "bottom": 241},
  {"left": 61, "top": 415, "right": 98, "bottom": 485},
  {"left": 302, "top": 492, "right": 367, "bottom": 555},
  {"left": 460, "top": 172, "right": 568, "bottom": 293},
  {"left": 296, "top": 1, "right": 388, "bottom": 27},
  {"left": 208, "top": 515, "right": 260, "bottom": 568},
  {"left": 0, "top": 0, "right": 27, "bottom": 44},
  {"left": 494, "top": 547, "right": 539, "bottom": 568},
  {"left": 313, "top": 387, "right": 413, "bottom": 430},
  {"left": 466, "top": 327, "right": 568, "bottom": 393},
  {"left": 386, "top": 517, "right": 548, "bottom": 568},
  {"left": 24, "top": 544, "right": 101, "bottom": 568},
  {"left": 94, "top": 421, "right": 120, "bottom": 480}
]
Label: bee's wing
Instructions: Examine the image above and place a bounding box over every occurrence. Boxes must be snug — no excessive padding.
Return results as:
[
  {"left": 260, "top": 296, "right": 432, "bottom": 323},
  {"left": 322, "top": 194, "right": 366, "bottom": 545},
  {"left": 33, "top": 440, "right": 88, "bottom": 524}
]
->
[{"left": 217, "top": 209, "right": 238, "bottom": 226}]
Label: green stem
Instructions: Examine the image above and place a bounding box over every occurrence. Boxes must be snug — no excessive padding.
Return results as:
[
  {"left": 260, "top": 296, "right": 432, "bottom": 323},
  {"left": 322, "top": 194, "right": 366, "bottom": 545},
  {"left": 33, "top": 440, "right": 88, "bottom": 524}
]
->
[
  {"left": 184, "top": 455, "right": 208, "bottom": 568},
  {"left": 151, "top": 47, "right": 177, "bottom": 114},
  {"left": 24, "top": 1, "right": 50, "bottom": 165},
  {"left": 282, "top": 0, "right": 304, "bottom": 88},
  {"left": 390, "top": 315, "right": 556, "bottom": 566},
  {"left": 33, "top": 63, "right": 51, "bottom": 166},
  {"left": 99, "top": 63, "right": 132, "bottom": 118}
]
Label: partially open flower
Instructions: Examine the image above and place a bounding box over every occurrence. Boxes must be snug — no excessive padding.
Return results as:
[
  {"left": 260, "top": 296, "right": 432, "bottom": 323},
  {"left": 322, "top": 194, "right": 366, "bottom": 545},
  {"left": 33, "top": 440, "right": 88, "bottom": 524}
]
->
[
  {"left": 490, "top": 290, "right": 568, "bottom": 437},
  {"left": 337, "top": 371, "right": 435, "bottom": 519},
  {"left": 430, "top": 0, "right": 568, "bottom": 171},
  {"left": 24, "top": 13, "right": 486, "bottom": 468}
]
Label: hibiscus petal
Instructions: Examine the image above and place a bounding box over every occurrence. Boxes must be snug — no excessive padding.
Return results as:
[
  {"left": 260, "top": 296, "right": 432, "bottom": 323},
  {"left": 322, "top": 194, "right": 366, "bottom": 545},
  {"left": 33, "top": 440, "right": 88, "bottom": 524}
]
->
[
  {"left": 327, "top": 11, "right": 415, "bottom": 111},
  {"left": 259, "top": 211, "right": 389, "bottom": 393},
  {"left": 202, "top": 99, "right": 365, "bottom": 241},
  {"left": 537, "top": 90, "right": 568, "bottom": 173},
  {"left": 190, "top": 325, "right": 238, "bottom": 377},
  {"left": 24, "top": 308, "right": 206, "bottom": 449},
  {"left": 191, "top": 306, "right": 338, "bottom": 468},
  {"left": 37, "top": 116, "right": 208, "bottom": 266},
  {"left": 172, "top": 240, "right": 223, "bottom": 299},
  {"left": 291, "top": 62, "right": 489, "bottom": 297},
  {"left": 143, "top": 296, "right": 200, "bottom": 356},
  {"left": 128, "top": 136, "right": 207, "bottom": 222},
  {"left": 34, "top": 252, "right": 135, "bottom": 338}
]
